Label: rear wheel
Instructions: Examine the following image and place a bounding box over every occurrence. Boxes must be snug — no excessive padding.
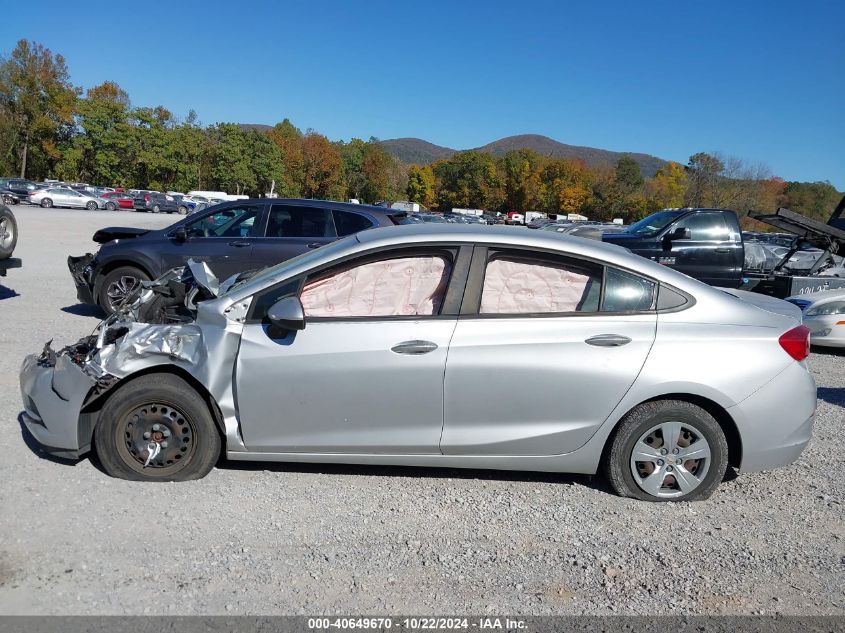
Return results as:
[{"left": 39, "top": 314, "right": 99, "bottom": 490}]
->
[
  {"left": 0, "top": 205, "right": 18, "bottom": 259},
  {"left": 3, "top": 194, "right": 17, "bottom": 205},
  {"left": 41, "top": 198, "right": 53, "bottom": 208},
  {"left": 105, "top": 202, "right": 117, "bottom": 211},
  {"left": 177, "top": 205, "right": 188, "bottom": 215},
  {"left": 152, "top": 204, "right": 161, "bottom": 213},
  {"left": 86, "top": 201, "right": 98, "bottom": 210},
  {"left": 98, "top": 265, "right": 150, "bottom": 314},
  {"left": 94, "top": 374, "right": 220, "bottom": 481},
  {"left": 604, "top": 400, "right": 728, "bottom": 502}
]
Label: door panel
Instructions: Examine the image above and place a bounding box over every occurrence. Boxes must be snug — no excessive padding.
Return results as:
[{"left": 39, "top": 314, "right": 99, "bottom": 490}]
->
[
  {"left": 441, "top": 314, "right": 656, "bottom": 455},
  {"left": 235, "top": 319, "right": 457, "bottom": 453},
  {"left": 161, "top": 205, "right": 263, "bottom": 280}
]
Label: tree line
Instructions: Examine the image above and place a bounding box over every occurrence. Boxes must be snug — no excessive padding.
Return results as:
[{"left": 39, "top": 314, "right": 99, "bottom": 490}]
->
[{"left": 1, "top": 39, "right": 840, "bottom": 225}]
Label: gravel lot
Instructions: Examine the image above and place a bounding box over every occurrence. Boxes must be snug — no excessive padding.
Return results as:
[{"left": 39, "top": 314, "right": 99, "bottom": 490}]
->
[{"left": 0, "top": 206, "right": 843, "bottom": 616}]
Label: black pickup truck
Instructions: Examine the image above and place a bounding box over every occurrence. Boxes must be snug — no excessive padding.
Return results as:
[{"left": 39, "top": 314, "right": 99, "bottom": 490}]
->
[{"left": 602, "top": 196, "right": 845, "bottom": 298}]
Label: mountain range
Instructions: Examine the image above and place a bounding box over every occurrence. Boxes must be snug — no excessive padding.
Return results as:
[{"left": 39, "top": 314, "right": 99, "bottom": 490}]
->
[
  {"left": 379, "top": 134, "right": 668, "bottom": 176},
  {"left": 236, "top": 126, "right": 669, "bottom": 177}
]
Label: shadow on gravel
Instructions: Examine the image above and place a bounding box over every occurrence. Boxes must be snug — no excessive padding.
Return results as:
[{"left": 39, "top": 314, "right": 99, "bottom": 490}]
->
[
  {"left": 218, "top": 458, "right": 606, "bottom": 492},
  {"left": 817, "top": 387, "right": 845, "bottom": 407},
  {"left": 0, "top": 285, "right": 20, "bottom": 300},
  {"left": 17, "top": 412, "right": 83, "bottom": 466},
  {"left": 61, "top": 303, "right": 103, "bottom": 317}
]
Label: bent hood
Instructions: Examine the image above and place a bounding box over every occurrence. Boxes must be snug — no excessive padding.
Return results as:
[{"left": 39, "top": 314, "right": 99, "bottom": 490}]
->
[{"left": 92, "top": 226, "right": 150, "bottom": 244}]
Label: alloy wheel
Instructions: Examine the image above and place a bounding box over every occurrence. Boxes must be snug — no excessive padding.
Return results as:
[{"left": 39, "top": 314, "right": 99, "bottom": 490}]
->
[
  {"left": 0, "top": 217, "right": 13, "bottom": 249},
  {"left": 106, "top": 275, "right": 143, "bottom": 309}
]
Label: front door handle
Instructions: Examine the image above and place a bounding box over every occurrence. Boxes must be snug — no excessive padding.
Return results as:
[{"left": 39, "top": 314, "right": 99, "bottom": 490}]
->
[
  {"left": 307, "top": 242, "right": 323, "bottom": 249},
  {"left": 391, "top": 340, "right": 438, "bottom": 355},
  {"left": 714, "top": 247, "right": 731, "bottom": 253},
  {"left": 228, "top": 240, "right": 251, "bottom": 247},
  {"left": 585, "top": 334, "right": 632, "bottom": 347}
]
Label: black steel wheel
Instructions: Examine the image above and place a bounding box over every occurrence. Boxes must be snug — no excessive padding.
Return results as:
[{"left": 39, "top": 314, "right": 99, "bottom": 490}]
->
[{"left": 94, "top": 374, "right": 221, "bottom": 481}]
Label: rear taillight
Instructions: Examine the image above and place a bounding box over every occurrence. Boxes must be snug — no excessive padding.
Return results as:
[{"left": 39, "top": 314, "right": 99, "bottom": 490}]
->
[{"left": 779, "top": 325, "right": 811, "bottom": 361}]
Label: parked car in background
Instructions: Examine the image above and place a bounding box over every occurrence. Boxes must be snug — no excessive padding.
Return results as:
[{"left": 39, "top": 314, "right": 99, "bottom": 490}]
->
[
  {"left": 0, "top": 178, "right": 39, "bottom": 197},
  {"left": 133, "top": 191, "right": 179, "bottom": 213},
  {"left": 28, "top": 187, "right": 107, "bottom": 210},
  {"left": 30, "top": 224, "right": 816, "bottom": 501},
  {"left": 0, "top": 204, "right": 19, "bottom": 266},
  {"left": 177, "top": 195, "right": 211, "bottom": 215},
  {"left": 68, "top": 198, "right": 412, "bottom": 313},
  {"left": 1, "top": 188, "right": 21, "bottom": 205},
  {"left": 100, "top": 191, "right": 135, "bottom": 210},
  {"left": 786, "top": 288, "right": 845, "bottom": 348}
]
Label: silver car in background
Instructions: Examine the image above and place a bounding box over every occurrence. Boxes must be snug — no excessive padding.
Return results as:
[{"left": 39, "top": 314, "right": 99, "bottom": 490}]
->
[
  {"left": 28, "top": 187, "right": 107, "bottom": 210},
  {"left": 19, "top": 225, "right": 816, "bottom": 501},
  {"left": 786, "top": 288, "right": 845, "bottom": 348}
]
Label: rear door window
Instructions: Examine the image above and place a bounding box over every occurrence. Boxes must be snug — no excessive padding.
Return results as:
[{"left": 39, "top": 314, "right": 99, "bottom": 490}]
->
[
  {"left": 266, "top": 205, "right": 335, "bottom": 238},
  {"left": 480, "top": 254, "right": 602, "bottom": 314},
  {"left": 332, "top": 210, "right": 375, "bottom": 236},
  {"left": 601, "top": 268, "right": 656, "bottom": 312}
]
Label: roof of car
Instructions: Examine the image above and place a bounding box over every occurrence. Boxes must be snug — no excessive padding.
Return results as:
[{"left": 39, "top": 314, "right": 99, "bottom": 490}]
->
[{"left": 219, "top": 198, "right": 399, "bottom": 214}]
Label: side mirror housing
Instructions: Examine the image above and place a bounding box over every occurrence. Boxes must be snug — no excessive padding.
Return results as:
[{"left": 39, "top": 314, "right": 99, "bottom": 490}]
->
[
  {"left": 267, "top": 296, "right": 306, "bottom": 331},
  {"left": 173, "top": 227, "right": 188, "bottom": 242},
  {"left": 667, "top": 226, "right": 691, "bottom": 241}
]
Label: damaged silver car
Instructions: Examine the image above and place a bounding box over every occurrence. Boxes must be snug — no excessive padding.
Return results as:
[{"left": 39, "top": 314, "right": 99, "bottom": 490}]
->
[{"left": 20, "top": 225, "right": 816, "bottom": 501}]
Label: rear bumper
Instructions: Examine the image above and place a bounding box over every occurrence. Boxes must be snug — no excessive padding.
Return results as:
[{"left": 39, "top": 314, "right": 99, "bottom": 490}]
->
[
  {"left": 68, "top": 254, "right": 96, "bottom": 304},
  {"left": 19, "top": 353, "right": 97, "bottom": 459},
  {"left": 729, "top": 361, "right": 817, "bottom": 473}
]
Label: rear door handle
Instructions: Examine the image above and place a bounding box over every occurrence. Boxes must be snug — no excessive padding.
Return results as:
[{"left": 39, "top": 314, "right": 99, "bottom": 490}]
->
[
  {"left": 714, "top": 247, "right": 731, "bottom": 253},
  {"left": 228, "top": 240, "right": 251, "bottom": 247},
  {"left": 391, "top": 340, "right": 438, "bottom": 355},
  {"left": 585, "top": 334, "right": 632, "bottom": 347}
]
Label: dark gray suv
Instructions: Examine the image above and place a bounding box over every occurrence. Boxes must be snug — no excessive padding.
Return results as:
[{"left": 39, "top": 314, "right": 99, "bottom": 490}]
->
[{"left": 69, "top": 198, "right": 409, "bottom": 313}]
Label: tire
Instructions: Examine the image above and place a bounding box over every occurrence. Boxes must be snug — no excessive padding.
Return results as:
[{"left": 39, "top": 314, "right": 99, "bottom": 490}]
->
[
  {"left": 94, "top": 374, "right": 221, "bottom": 481},
  {"left": 3, "top": 194, "right": 17, "bottom": 205},
  {"left": 603, "top": 400, "right": 728, "bottom": 502},
  {"left": 97, "top": 265, "right": 150, "bottom": 314},
  {"left": 41, "top": 198, "right": 53, "bottom": 208},
  {"left": 0, "top": 205, "right": 18, "bottom": 259},
  {"left": 86, "top": 201, "right": 98, "bottom": 210},
  {"left": 177, "top": 205, "right": 188, "bottom": 215},
  {"left": 105, "top": 202, "right": 117, "bottom": 211},
  {"left": 152, "top": 204, "right": 160, "bottom": 213}
]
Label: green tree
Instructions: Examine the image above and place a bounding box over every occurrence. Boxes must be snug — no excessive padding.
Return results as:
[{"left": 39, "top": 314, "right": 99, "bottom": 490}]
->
[
  {"left": 0, "top": 39, "right": 78, "bottom": 178},
  {"left": 360, "top": 140, "right": 394, "bottom": 203},
  {"left": 268, "top": 118, "right": 303, "bottom": 196},
  {"left": 432, "top": 151, "right": 500, "bottom": 210},
  {"left": 301, "top": 131, "right": 343, "bottom": 199},
  {"left": 615, "top": 156, "right": 643, "bottom": 194},
  {"left": 502, "top": 149, "right": 544, "bottom": 211},
  {"left": 685, "top": 152, "right": 724, "bottom": 207},
  {"left": 406, "top": 164, "right": 435, "bottom": 207},
  {"left": 646, "top": 161, "right": 687, "bottom": 209}
]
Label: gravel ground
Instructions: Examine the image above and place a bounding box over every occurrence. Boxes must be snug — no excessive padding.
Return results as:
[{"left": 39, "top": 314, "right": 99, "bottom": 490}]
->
[{"left": 0, "top": 206, "right": 843, "bottom": 616}]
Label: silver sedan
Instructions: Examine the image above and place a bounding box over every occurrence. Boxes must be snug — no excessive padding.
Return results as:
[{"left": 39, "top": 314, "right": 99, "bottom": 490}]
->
[
  {"left": 28, "top": 187, "right": 107, "bottom": 210},
  {"left": 786, "top": 288, "right": 845, "bottom": 348},
  {"left": 20, "top": 225, "right": 817, "bottom": 501}
]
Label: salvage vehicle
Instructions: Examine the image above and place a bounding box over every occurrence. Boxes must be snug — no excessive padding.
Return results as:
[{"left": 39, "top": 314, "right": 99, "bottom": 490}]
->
[
  {"left": 133, "top": 191, "right": 179, "bottom": 214},
  {"left": 602, "top": 198, "right": 845, "bottom": 297},
  {"left": 68, "top": 199, "right": 412, "bottom": 314},
  {"left": 24, "top": 225, "right": 816, "bottom": 501},
  {"left": 100, "top": 191, "right": 134, "bottom": 210},
  {"left": 785, "top": 288, "right": 845, "bottom": 348},
  {"left": 0, "top": 204, "right": 21, "bottom": 276}
]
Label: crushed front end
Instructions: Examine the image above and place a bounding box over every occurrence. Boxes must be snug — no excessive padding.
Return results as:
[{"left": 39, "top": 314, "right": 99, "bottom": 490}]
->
[{"left": 20, "top": 261, "right": 223, "bottom": 459}]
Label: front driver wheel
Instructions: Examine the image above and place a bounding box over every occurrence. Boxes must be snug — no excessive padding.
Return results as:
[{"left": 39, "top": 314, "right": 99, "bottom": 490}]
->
[
  {"left": 41, "top": 198, "right": 53, "bottom": 208},
  {"left": 604, "top": 400, "right": 728, "bottom": 502},
  {"left": 98, "top": 265, "right": 150, "bottom": 314},
  {"left": 86, "top": 201, "right": 98, "bottom": 210},
  {"left": 94, "top": 374, "right": 221, "bottom": 481},
  {"left": 105, "top": 202, "right": 117, "bottom": 211}
]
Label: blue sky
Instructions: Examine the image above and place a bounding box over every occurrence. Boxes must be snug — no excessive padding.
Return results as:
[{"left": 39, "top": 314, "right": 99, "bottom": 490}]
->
[{"left": 4, "top": 0, "right": 843, "bottom": 186}]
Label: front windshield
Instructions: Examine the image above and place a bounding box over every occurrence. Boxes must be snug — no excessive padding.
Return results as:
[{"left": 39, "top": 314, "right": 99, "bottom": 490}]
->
[
  {"left": 221, "top": 234, "right": 360, "bottom": 296},
  {"left": 627, "top": 210, "right": 683, "bottom": 235}
]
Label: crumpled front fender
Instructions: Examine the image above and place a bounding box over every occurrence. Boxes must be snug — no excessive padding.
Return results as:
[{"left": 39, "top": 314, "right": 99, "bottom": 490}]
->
[{"left": 19, "top": 354, "right": 97, "bottom": 458}]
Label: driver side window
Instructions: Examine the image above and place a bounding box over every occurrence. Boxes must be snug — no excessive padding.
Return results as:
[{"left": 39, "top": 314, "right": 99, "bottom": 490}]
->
[{"left": 184, "top": 206, "right": 261, "bottom": 238}]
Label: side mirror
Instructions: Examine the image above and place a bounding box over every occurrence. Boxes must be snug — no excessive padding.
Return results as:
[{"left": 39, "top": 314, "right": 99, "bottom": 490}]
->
[
  {"left": 667, "top": 226, "right": 691, "bottom": 241},
  {"left": 173, "top": 227, "right": 188, "bottom": 242},
  {"left": 267, "top": 296, "right": 306, "bottom": 331}
]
